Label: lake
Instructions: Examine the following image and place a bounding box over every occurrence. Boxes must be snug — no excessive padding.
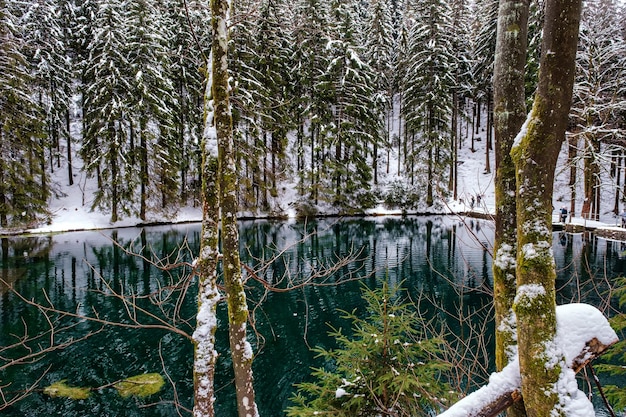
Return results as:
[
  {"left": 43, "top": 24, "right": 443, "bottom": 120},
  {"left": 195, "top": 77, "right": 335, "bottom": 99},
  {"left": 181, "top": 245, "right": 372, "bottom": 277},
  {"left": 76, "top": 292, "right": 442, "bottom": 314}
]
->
[{"left": 0, "top": 216, "right": 624, "bottom": 416}]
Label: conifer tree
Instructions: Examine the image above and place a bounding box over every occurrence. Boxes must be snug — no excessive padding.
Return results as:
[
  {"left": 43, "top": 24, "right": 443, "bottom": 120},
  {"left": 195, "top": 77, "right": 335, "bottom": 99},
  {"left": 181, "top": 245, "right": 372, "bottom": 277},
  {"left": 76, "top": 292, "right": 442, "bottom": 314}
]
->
[
  {"left": 292, "top": 0, "right": 332, "bottom": 205},
  {"left": 287, "top": 282, "right": 456, "bottom": 417},
  {"left": 126, "top": 0, "right": 178, "bottom": 219},
  {"left": 230, "top": 0, "right": 293, "bottom": 212},
  {"left": 363, "top": 0, "right": 395, "bottom": 184},
  {"left": 323, "top": 0, "right": 380, "bottom": 210},
  {"left": 470, "top": 0, "right": 498, "bottom": 171},
  {"left": 401, "top": 0, "right": 455, "bottom": 207},
  {"left": 21, "top": 0, "right": 73, "bottom": 186},
  {"left": 0, "top": 1, "right": 47, "bottom": 227},
  {"left": 81, "top": 0, "right": 135, "bottom": 222},
  {"left": 164, "top": 0, "right": 209, "bottom": 205},
  {"left": 448, "top": 0, "right": 472, "bottom": 198},
  {"left": 254, "top": 0, "right": 293, "bottom": 209}
]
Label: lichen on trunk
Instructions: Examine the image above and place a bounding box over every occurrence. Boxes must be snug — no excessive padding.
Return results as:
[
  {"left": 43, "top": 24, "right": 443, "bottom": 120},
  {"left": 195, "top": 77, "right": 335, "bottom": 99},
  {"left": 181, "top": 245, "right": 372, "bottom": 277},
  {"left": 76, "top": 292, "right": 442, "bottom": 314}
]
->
[
  {"left": 492, "top": 6, "right": 530, "bottom": 412},
  {"left": 211, "top": 0, "right": 258, "bottom": 415},
  {"left": 510, "top": 0, "right": 582, "bottom": 414},
  {"left": 192, "top": 58, "right": 221, "bottom": 417}
]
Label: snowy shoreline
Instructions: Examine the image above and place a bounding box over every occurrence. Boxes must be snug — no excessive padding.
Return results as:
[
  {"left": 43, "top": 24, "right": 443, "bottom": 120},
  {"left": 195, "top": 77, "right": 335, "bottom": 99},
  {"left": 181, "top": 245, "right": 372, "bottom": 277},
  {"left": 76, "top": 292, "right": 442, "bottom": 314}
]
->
[{"left": 3, "top": 204, "right": 626, "bottom": 241}]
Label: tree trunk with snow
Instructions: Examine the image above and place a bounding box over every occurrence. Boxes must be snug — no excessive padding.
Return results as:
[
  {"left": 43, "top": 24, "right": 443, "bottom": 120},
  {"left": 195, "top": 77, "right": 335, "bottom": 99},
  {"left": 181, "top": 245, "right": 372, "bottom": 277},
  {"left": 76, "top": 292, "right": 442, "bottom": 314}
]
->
[
  {"left": 492, "top": 1, "right": 529, "bottom": 415},
  {"left": 211, "top": 0, "right": 259, "bottom": 416},
  {"left": 192, "top": 54, "right": 222, "bottom": 417},
  {"left": 510, "top": 0, "right": 581, "bottom": 415}
]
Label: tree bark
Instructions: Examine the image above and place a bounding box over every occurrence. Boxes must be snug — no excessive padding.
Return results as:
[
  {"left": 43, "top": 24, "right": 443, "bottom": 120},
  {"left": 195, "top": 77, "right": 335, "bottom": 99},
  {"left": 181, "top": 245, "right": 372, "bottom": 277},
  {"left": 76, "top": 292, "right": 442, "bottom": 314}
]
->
[
  {"left": 568, "top": 135, "right": 577, "bottom": 216},
  {"left": 192, "top": 60, "right": 221, "bottom": 417},
  {"left": 510, "top": 0, "right": 582, "bottom": 415},
  {"left": 438, "top": 336, "right": 615, "bottom": 417},
  {"left": 492, "top": 1, "right": 529, "bottom": 415},
  {"left": 211, "top": 0, "right": 259, "bottom": 416}
]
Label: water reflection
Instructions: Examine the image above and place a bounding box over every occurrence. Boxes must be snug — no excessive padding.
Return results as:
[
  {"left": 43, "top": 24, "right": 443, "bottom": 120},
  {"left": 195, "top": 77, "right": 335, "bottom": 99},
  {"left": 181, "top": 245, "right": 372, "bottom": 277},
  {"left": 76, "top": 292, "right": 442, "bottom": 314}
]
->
[{"left": 0, "top": 217, "right": 623, "bottom": 416}]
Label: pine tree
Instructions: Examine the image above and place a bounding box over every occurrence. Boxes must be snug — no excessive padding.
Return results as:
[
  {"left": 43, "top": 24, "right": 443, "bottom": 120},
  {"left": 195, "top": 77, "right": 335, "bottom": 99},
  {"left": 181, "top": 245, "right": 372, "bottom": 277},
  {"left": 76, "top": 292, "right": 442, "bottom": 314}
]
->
[
  {"left": 0, "top": 1, "right": 47, "bottom": 227},
  {"left": 21, "top": 0, "right": 73, "bottom": 188},
  {"left": 287, "top": 282, "right": 456, "bottom": 417},
  {"left": 125, "top": 0, "right": 178, "bottom": 219},
  {"left": 81, "top": 0, "right": 136, "bottom": 222},
  {"left": 401, "top": 0, "right": 455, "bottom": 207},
  {"left": 363, "top": 0, "right": 395, "bottom": 185}
]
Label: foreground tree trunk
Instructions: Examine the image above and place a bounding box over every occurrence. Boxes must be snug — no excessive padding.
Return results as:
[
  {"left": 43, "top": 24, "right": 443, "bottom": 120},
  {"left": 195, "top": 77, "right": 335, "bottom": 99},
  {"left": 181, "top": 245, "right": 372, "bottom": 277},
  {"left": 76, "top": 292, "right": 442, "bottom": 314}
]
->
[
  {"left": 211, "top": 0, "right": 259, "bottom": 416},
  {"left": 510, "top": 0, "right": 582, "bottom": 415},
  {"left": 492, "top": 1, "right": 529, "bottom": 416},
  {"left": 192, "top": 62, "right": 221, "bottom": 417}
]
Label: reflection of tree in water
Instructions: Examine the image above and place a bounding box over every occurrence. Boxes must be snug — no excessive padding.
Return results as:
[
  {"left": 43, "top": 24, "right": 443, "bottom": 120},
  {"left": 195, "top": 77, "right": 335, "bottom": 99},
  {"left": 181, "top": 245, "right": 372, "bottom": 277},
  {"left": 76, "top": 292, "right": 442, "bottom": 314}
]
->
[{"left": 0, "top": 218, "right": 622, "bottom": 415}]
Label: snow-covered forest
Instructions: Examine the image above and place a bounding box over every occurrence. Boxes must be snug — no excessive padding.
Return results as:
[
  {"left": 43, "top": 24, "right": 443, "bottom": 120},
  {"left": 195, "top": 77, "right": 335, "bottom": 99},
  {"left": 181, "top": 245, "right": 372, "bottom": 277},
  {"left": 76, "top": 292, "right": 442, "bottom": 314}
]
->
[{"left": 0, "top": 0, "right": 625, "bottom": 229}]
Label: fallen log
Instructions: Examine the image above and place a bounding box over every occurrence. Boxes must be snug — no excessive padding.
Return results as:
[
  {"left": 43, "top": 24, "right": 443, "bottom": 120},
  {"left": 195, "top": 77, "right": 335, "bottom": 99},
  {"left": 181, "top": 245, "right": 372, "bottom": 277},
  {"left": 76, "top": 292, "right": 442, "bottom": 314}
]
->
[{"left": 438, "top": 304, "right": 619, "bottom": 417}]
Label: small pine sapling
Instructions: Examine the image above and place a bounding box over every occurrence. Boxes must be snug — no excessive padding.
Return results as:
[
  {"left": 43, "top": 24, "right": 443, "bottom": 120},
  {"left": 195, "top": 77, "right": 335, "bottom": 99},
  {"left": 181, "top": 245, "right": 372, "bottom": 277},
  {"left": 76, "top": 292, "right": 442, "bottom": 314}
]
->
[{"left": 286, "top": 281, "right": 457, "bottom": 417}]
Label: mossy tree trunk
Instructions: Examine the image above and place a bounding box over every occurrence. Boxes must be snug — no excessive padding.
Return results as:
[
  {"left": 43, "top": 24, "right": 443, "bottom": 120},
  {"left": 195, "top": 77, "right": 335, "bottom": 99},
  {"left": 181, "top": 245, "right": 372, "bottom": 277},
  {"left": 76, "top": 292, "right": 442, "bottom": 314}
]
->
[
  {"left": 492, "top": 1, "right": 529, "bottom": 416},
  {"left": 510, "top": 0, "right": 581, "bottom": 415},
  {"left": 211, "top": 0, "right": 258, "bottom": 416},
  {"left": 192, "top": 68, "right": 221, "bottom": 417}
]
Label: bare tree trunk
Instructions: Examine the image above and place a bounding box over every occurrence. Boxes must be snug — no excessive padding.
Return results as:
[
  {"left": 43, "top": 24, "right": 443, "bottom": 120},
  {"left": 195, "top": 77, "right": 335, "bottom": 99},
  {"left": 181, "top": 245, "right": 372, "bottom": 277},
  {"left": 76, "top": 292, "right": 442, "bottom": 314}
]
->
[
  {"left": 66, "top": 110, "right": 73, "bottom": 186},
  {"left": 568, "top": 135, "right": 577, "bottom": 216},
  {"left": 613, "top": 150, "right": 622, "bottom": 216},
  {"left": 192, "top": 39, "right": 222, "bottom": 415},
  {"left": 511, "top": 0, "right": 582, "bottom": 415},
  {"left": 211, "top": 0, "right": 258, "bottom": 416},
  {"left": 485, "top": 95, "right": 492, "bottom": 174},
  {"left": 492, "top": 3, "right": 529, "bottom": 417}
]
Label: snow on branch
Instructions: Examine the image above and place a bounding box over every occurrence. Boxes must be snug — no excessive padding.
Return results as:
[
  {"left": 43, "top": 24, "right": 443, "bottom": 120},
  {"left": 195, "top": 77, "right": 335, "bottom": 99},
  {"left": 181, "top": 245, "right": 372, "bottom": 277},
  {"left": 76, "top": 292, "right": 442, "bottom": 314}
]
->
[{"left": 437, "top": 303, "right": 619, "bottom": 417}]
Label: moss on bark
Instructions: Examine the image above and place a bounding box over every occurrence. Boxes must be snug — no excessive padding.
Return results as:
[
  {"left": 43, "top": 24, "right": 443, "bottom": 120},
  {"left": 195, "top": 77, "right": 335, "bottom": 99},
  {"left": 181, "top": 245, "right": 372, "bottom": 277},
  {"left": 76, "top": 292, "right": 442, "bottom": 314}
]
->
[
  {"left": 510, "top": 0, "right": 582, "bottom": 415},
  {"left": 492, "top": 7, "right": 529, "bottom": 417}
]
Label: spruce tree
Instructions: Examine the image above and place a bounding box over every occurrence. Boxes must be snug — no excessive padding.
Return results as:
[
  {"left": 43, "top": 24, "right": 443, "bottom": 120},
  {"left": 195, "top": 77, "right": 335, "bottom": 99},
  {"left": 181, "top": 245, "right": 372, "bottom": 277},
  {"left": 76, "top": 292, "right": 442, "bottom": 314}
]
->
[
  {"left": 325, "top": 0, "right": 380, "bottom": 210},
  {"left": 126, "top": 0, "right": 178, "bottom": 219},
  {"left": 254, "top": 0, "right": 293, "bottom": 209},
  {"left": 287, "top": 282, "right": 456, "bottom": 417},
  {"left": 292, "top": 0, "right": 332, "bottom": 205},
  {"left": 21, "top": 0, "right": 73, "bottom": 185},
  {"left": 81, "top": 0, "right": 135, "bottom": 222},
  {"left": 401, "top": 0, "right": 455, "bottom": 207},
  {"left": 363, "top": 0, "right": 395, "bottom": 185},
  {"left": 165, "top": 0, "right": 209, "bottom": 205},
  {"left": 0, "top": 1, "right": 47, "bottom": 227}
]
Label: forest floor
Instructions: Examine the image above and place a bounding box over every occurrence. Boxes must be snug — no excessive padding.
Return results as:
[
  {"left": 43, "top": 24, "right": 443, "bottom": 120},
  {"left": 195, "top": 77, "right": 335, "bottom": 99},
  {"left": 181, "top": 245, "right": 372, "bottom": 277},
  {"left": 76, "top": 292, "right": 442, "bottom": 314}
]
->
[{"left": 4, "top": 108, "right": 623, "bottom": 238}]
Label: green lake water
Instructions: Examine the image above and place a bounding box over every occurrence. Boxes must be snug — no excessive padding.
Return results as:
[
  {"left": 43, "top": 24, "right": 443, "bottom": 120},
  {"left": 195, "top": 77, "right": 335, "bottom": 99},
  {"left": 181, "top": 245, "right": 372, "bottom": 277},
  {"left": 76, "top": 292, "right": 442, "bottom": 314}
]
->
[{"left": 0, "top": 216, "right": 624, "bottom": 416}]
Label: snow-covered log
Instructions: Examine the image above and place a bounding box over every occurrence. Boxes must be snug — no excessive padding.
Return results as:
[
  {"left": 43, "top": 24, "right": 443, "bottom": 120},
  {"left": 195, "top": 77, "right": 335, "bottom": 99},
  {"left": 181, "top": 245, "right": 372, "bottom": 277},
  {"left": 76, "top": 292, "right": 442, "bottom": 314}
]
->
[{"left": 438, "top": 303, "right": 619, "bottom": 417}]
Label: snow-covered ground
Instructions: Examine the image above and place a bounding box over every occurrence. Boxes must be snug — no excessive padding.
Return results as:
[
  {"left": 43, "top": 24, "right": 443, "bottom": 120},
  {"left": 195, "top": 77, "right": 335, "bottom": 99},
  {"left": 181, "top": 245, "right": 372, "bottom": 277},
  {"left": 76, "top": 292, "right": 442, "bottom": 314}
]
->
[{"left": 7, "top": 104, "right": 622, "bottom": 237}]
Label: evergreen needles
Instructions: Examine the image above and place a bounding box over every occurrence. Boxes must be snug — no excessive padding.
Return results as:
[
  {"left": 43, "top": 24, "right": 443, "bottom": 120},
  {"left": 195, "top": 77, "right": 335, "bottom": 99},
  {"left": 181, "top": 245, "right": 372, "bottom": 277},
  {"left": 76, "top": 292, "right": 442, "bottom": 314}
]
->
[{"left": 286, "top": 281, "right": 457, "bottom": 417}]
